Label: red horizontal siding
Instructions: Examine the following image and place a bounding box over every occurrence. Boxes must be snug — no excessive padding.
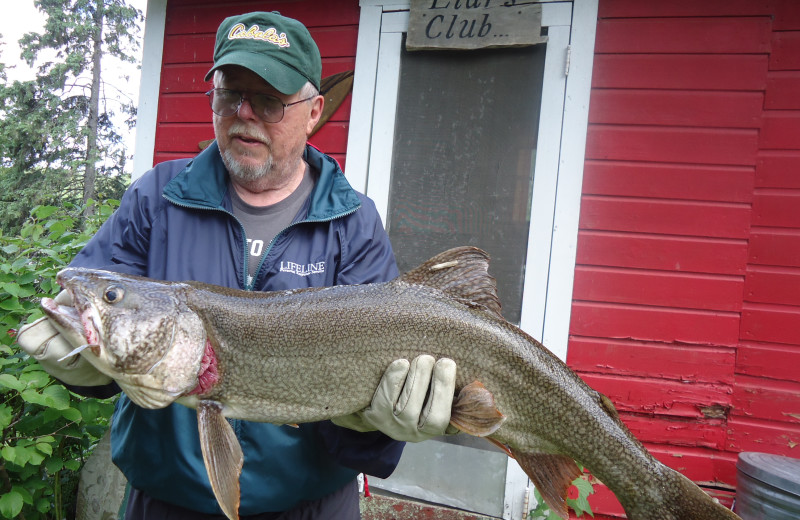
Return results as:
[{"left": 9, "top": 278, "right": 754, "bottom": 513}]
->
[
  {"left": 752, "top": 191, "right": 800, "bottom": 228},
  {"left": 567, "top": 338, "right": 736, "bottom": 383},
  {"left": 164, "top": 0, "right": 360, "bottom": 35},
  {"left": 162, "top": 27, "right": 359, "bottom": 65},
  {"left": 570, "top": 302, "right": 741, "bottom": 346},
  {"left": 162, "top": 34, "right": 214, "bottom": 65},
  {"left": 573, "top": 266, "right": 744, "bottom": 312},
  {"left": 160, "top": 58, "right": 356, "bottom": 94},
  {"left": 155, "top": 123, "right": 213, "bottom": 154},
  {"left": 576, "top": 0, "right": 800, "bottom": 510},
  {"left": 599, "top": 0, "right": 799, "bottom": 28},
  {"left": 740, "top": 303, "right": 800, "bottom": 345},
  {"left": 585, "top": 126, "right": 758, "bottom": 166},
  {"left": 737, "top": 342, "right": 800, "bottom": 381},
  {"left": 622, "top": 414, "right": 728, "bottom": 450},
  {"left": 582, "top": 161, "right": 754, "bottom": 202},
  {"left": 765, "top": 71, "right": 800, "bottom": 109},
  {"left": 748, "top": 228, "right": 800, "bottom": 267},
  {"left": 589, "top": 89, "right": 763, "bottom": 129},
  {"left": 731, "top": 375, "right": 800, "bottom": 423},
  {"left": 592, "top": 54, "right": 768, "bottom": 90},
  {"left": 595, "top": 17, "right": 772, "bottom": 54},
  {"left": 598, "top": 0, "right": 776, "bottom": 18},
  {"left": 584, "top": 485, "right": 624, "bottom": 520},
  {"left": 160, "top": 64, "right": 210, "bottom": 94},
  {"left": 157, "top": 93, "right": 207, "bottom": 123},
  {"left": 756, "top": 152, "right": 800, "bottom": 188},
  {"left": 581, "top": 373, "right": 733, "bottom": 419},
  {"left": 575, "top": 231, "right": 748, "bottom": 275},
  {"left": 743, "top": 266, "right": 800, "bottom": 306},
  {"left": 760, "top": 111, "right": 800, "bottom": 149},
  {"left": 649, "top": 445, "right": 738, "bottom": 484},
  {"left": 153, "top": 152, "right": 194, "bottom": 165},
  {"left": 156, "top": 92, "right": 352, "bottom": 126},
  {"left": 726, "top": 416, "right": 800, "bottom": 455},
  {"left": 579, "top": 197, "right": 751, "bottom": 239},
  {"left": 769, "top": 30, "right": 800, "bottom": 70},
  {"left": 307, "top": 122, "right": 349, "bottom": 155}
]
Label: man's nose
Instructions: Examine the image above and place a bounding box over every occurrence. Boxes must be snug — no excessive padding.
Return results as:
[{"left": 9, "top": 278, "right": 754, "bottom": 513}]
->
[{"left": 237, "top": 96, "right": 258, "bottom": 120}]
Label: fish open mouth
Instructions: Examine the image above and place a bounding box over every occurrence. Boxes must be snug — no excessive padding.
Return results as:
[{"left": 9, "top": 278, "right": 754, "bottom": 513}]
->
[{"left": 41, "top": 293, "right": 102, "bottom": 357}]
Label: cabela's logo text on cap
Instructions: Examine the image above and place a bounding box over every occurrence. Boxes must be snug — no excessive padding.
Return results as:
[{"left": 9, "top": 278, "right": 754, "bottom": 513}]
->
[{"left": 228, "top": 23, "right": 290, "bottom": 48}]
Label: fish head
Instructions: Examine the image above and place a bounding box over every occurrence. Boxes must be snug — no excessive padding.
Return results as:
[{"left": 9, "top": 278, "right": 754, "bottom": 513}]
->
[{"left": 42, "top": 268, "right": 209, "bottom": 409}]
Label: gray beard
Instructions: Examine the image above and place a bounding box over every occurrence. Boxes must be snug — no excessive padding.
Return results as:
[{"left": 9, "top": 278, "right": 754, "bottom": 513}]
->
[
  {"left": 216, "top": 121, "right": 302, "bottom": 186},
  {"left": 220, "top": 146, "right": 273, "bottom": 183}
]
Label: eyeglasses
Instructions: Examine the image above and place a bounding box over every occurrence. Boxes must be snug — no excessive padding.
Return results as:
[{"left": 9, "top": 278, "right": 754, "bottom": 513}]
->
[{"left": 205, "top": 88, "right": 316, "bottom": 123}]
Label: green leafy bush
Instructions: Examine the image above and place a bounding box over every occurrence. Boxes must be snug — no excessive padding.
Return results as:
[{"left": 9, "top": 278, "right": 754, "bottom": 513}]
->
[{"left": 1, "top": 202, "right": 118, "bottom": 520}]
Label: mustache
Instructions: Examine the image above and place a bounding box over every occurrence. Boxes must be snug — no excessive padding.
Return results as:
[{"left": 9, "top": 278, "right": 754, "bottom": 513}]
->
[{"left": 227, "top": 122, "right": 270, "bottom": 144}]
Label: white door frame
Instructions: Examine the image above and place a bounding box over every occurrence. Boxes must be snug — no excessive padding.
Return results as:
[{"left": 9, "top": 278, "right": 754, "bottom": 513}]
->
[{"left": 346, "top": 2, "right": 597, "bottom": 518}]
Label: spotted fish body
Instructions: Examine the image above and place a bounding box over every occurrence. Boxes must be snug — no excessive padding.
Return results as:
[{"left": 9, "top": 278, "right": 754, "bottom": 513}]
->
[{"left": 41, "top": 247, "right": 740, "bottom": 520}]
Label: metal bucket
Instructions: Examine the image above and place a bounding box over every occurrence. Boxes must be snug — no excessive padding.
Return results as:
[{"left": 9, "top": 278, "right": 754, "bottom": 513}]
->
[{"left": 736, "top": 452, "right": 800, "bottom": 519}]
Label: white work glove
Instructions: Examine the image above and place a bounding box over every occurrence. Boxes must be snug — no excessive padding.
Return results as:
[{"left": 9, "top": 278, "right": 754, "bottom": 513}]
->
[
  {"left": 16, "top": 291, "right": 112, "bottom": 387},
  {"left": 331, "top": 355, "right": 457, "bottom": 442}
]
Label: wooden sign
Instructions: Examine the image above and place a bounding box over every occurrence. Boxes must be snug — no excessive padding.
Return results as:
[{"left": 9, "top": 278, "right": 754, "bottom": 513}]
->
[{"left": 407, "top": 0, "right": 547, "bottom": 51}]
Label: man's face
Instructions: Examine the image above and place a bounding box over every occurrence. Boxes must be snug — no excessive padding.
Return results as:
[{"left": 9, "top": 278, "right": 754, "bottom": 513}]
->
[{"left": 212, "top": 66, "right": 321, "bottom": 185}]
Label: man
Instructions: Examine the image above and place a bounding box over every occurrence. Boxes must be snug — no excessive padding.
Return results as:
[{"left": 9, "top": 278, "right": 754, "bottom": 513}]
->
[{"left": 17, "top": 11, "right": 456, "bottom": 519}]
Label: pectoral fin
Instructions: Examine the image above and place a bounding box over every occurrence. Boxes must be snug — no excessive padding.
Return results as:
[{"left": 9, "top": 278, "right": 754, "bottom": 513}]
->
[
  {"left": 198, "top": 400, "right": 243, "bottom": 520},
  {"left": 449, "top": 381, "right": 506, "bottom": 436},
  {"left": 509, "top": 449, "right": 582, "bottom": 520}
]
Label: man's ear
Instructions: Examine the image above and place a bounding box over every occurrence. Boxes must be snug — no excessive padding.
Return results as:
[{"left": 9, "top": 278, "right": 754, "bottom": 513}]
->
[{"left": 306, "top": 95, "right": 324, "bottom": 136}]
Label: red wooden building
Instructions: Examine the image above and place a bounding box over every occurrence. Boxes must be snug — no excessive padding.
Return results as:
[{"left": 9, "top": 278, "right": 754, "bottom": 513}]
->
[{"left": 132, "top": 0, "right": 800, "bottom": 518}]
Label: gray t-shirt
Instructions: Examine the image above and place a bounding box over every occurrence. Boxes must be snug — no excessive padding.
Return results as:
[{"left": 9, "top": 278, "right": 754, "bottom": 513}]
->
[{"left": 230, "top": 164, "right": 314, "bottom": 286}]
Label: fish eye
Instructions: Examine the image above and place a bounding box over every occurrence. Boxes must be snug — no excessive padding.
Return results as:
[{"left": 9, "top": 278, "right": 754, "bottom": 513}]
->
[{"left": 103, "top": 286, "right": 124, "bottom": 304}]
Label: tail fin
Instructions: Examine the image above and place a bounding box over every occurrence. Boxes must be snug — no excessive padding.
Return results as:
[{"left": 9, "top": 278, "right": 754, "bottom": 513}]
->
[{"left": 623, "top": 467, "right": 740, "bottom": 520}]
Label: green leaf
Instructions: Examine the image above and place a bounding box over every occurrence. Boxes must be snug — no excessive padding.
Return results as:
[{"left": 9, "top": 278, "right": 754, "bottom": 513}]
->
[
  {"left": 0, "top": 404, "right": 12, "bottom": 429},
  {"left": 11, "top": 486, "right": 33, "bottom": 506},
  {"left": 21, "top": 388, "right": 48, "bottom": 406},
  {"left": 573, "top": 477, "right": 594, "bottom": 495},
  {"left": 0, "top": 490, "right": 24, "bottom": 518},
  {"left": 1, "top": 446, "right": 17, "bottom": 464},
  {"left": 25, "top": 448, "right": 46, "bottom": 466},
  {"left": 20, "top": 370, "right": 52, "bottom": 389},
  {"left": 0, "top": 373, "right": 24, "bottom": 391},
  {"left": 34, "top": 437, "right": 55, "bottom": 456},
  {"left": 32, "top": 206, "right": 58, "bottom": 219},
  {"left": 3, "top": 283, "right": 35, "bottom": 298},
  {"left": 45, "top": 456, "right": 64, "bottom": 474},
  {"left": 42, "top": 384, "right": 71, "bottom": 409},
  {"left": 36, "top": 497, "right": 51, "bottom": 514},
  {"left": 0, "top": 296, "right": 21, "bottom": 311},
  {"left": 59, "top": 406, "right": 83, "bottom": 422},
  {"left": 6, "top": 444, "right": 33, "bottom": 466}
]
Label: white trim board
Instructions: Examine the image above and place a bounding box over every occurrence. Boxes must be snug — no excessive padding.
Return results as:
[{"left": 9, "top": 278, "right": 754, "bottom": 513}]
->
[{"left": 132, "top": 0, "right": 167, "bottom": 182}]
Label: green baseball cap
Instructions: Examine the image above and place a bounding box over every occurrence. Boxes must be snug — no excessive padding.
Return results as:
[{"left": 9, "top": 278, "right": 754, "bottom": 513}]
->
[{"left": 204, "top": 11, "right": 322, "bottom": 94}]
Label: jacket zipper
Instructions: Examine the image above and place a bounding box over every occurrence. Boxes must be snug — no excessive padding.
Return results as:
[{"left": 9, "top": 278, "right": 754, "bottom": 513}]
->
[
  {"left": 162, "top": 194, "right": 251, "bottom": 290},
  {"left": 248, "top": 205, "right": 360, "bottom": 290}
]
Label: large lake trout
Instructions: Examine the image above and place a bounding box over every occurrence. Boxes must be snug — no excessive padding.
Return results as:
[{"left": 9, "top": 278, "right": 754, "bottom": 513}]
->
[{"left": 40, "top": 247, "right": 739, "bottom": 520}]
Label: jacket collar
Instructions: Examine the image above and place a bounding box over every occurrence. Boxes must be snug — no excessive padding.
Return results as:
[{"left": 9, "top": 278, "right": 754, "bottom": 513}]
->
[{"left": 162, "top": 140, "right": 361, "bottom": 221}]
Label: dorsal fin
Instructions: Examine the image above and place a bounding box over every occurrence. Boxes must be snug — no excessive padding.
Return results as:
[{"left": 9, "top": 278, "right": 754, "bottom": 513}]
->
[{"left": 398, "top": 247, "right": 503, "bottom": 319}]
